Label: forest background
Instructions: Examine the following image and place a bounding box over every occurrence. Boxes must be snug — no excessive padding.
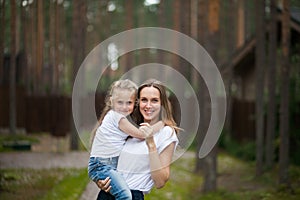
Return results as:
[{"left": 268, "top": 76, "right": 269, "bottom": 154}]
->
[{"left": 1, "top": 0, "right": 300, "bottom": 196}]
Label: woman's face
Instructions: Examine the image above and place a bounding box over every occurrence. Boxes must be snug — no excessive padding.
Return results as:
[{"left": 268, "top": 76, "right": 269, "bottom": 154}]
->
[{"left": 139, "top": 86, "right": 161, "bottom": 125}]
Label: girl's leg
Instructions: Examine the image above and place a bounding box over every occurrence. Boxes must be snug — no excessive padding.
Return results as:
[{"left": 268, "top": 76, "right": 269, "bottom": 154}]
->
[
  {"left": 107, "top": 169, "right": 132, "bottom": 200},
  {"left": 88, "top": 157, "right": 131, "bottom": 200}
]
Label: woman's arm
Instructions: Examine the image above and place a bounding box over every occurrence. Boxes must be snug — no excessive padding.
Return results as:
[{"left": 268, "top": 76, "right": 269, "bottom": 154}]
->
[
  {"left": 146, "top": 136, "right": 175, "bottom": 189},
  {"left": 118, "top": 119, "right": 164, "bottom": 139}
]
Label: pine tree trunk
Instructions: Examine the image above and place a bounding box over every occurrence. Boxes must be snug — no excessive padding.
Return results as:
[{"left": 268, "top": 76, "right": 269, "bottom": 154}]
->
[
  {"left": 70, "top": 0, "right": 87, "bottom": 150},
  {"left": 255, "top": 0, "right": 266, "bottom": 177},
  {"left": 0, "top": 0, "right": 5, "bottom": 85},
  {"left": 125, "top": 0, "right": 133, "bottom": 72},
  {"left": 9, "top": 0, "right": 17, "bottom": 134},
  {"left": 36, "top": 0, "right": 44, "bottom": 94},
  {"left": 195, "top": 0, "right": 207, "bottom": 173},
  {"left": 265, "top": 0, "right": 277, "bottom": 169},
  {"left": 279, "top": 0, "right": 290, "bottom": 186}
]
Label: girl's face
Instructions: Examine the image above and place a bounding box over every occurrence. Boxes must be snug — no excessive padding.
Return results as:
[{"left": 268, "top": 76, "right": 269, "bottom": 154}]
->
[
  {"left": 139, "top": 86, "right": 161, "bottom": 125},
  {"left": 111, "top": 89, "right": 135, "bottom": 116}
]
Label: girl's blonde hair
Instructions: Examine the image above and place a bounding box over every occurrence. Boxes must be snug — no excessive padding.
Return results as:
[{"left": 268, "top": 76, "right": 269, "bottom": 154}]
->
[{"left": 90, "top": 79, "right": 138, "bottom": 147}]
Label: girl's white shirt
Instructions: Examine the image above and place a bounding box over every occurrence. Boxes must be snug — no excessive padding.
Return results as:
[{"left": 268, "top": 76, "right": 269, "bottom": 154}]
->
[
  {"left": 90, "top": 110, "right": 128, "bottom": 158},
  {"left": 117, "top": 126, "right": 178, "bottom": 193}
]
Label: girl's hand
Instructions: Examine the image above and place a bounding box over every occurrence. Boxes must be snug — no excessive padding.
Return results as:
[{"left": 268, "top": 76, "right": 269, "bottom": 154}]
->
[{"left": 96, "top": 177, "right": 111, "bottom": 192}]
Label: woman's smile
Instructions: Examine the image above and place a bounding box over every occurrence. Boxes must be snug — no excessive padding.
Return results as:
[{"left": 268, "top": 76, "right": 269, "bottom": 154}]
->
[{"left": 139, "top": 86, "right": 161, "bottom": 124}]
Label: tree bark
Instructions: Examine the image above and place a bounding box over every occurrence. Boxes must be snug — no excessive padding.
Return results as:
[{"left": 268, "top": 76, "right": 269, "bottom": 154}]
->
[
  {"left": 36, "top": 0, "right": 44, "bottom": 94},
  {"left": 278, "top": 0, "right": 290, "bottom": 186},
  {"left": 125, "top": 0, "right": 134, "bottom": 72},
  {"left": 9, "top": 0, "right": 17, "bottom": 134},
  {"left": 255, "top": 0, "right": 266, "bottom": 177},
  {"left": 70, "top": 0, "right": 87, "bottom": 150},
  {"left": 0, "top": 0, "right": 5, "bottom": 85},
  {"left": 200, "top": 0, "right": 220, "bottom": 192},
  {"left": 265, "top": 0, "right": 278, "bottom": 169},
  {"left": 202, "top": 148, "right": 217, "bottom": 192},
  {"left": 237, "top": 0, "right": 245, "bottom": 47},
  {"left": 195, "top": 0, "right": 207, "bottom": 173}
]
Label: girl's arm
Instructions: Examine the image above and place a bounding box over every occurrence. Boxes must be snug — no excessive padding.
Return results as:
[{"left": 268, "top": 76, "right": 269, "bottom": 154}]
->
[
  {"left": 118, "top": 118, "right": 164, "bottom": 139},
  {"left": 146, "top": 136, "right": 175, "bottom": 189}
]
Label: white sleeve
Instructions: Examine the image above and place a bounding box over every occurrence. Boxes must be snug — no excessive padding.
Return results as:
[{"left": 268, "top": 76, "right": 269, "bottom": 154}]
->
[{"left": 156, "top": 126, "right": 179, "bottom": 154}]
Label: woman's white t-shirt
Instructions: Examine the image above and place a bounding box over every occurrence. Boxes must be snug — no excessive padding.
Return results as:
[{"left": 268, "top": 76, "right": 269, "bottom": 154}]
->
[
  {"left": 117, "top": 126, "right": 178, "bottom": 193},
  {"left": 90, "top": 110, "right": 128, "bottom": 158}
]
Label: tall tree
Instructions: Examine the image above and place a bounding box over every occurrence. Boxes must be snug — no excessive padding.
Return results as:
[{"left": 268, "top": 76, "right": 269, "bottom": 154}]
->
[
  {"left": 26, "top": 1, "right": 36, "bottom": 94},
  {"left": 9, "top": 0, "right": 17, "bottom": 134},
  {"left": 70, "top": 0, "right": 87, "bottom": 150},
  {"left": 255, "top": 0, "right": 266, "bottom": 177},
  {"left": 237, "top": 0, "right": 245, "bottom": 47},
  {"left": 49, "top": 0, "right": 59, "bottom": 95},
  {"left": 180, "top": 0, "right": 191, "bottom": 79},
  {"left": 36, "top": 0, "right": 44, "bottom": 94},
  {"left": 157, "top": 0, "right": 166, "bottom": 64},
  {"left": 125, "top": 0, "right": 134, "bottom": 72},
  {"left": 201, "top": 0, "right": 220, "bottom": 192},
  {"left": 278, "top": 0, "right": 291, "bottom": 185},
  {"left": 265, "top": 0, "right": 278, "bottom": 169},
  {"left": 172, "top": 0, "right": 180, "bottom": 70},
  {"left": 20, "top": 0, "right": 28, "bottom": 93},
  {"left": 195, "top": 0, "right": 207, "bottom": 174},
  {"left": 0, "top": 0, "right": 5, "bottom": 84}
]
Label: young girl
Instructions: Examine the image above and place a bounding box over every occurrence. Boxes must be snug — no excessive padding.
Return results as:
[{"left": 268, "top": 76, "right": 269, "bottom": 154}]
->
[{"left": 88, "top": 79, "right": 163, "bottom": 200}]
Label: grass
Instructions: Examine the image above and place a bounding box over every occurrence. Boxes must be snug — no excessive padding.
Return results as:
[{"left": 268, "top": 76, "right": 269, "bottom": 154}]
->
[
  {"left": 145, "top": 151, "right": 300, "bottom": 200},
  {"left": 0, "top": 168, "right": 89, "bottom": 200},
  {"left": 0, "top": 134, "right": 39, "bottom": 152},
  {"left": 0, "top": 149, "right": 299, "bottom": 199}
]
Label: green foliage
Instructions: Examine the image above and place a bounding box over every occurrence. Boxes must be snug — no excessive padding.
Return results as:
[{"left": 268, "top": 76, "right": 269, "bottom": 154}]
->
[{"left": 218, "top": 132, "right": 256, "bottom": 161}]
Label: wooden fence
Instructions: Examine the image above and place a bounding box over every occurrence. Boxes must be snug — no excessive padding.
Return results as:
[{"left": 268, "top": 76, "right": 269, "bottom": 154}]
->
[
  {"left": 0, "top": 86, "right": 71, "bottom": 136},
  {"left": 1, "top": 86, "right": 259, "bottom": 141},
  {"left": 231, "top": 98, "right": 255, "bottom": 141}
]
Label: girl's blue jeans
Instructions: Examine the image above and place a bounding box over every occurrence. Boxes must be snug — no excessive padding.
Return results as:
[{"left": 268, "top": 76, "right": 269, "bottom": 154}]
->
[{"left": 88, "top": 156, "right": 132, "bottom": 200}]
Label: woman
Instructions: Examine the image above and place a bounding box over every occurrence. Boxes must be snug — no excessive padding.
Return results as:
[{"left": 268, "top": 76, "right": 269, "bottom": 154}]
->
[
  {"left": 97, "top": 79, "right": 180, "bottom": 200},
  {"left": 88, "top": 79, "right": 161, "bottom": 200}
]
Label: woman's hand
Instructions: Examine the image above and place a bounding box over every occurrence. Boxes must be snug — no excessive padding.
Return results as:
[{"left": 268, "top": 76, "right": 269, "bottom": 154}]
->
[
  {"left": 139, "top": 123, "right": 154, "bottom": 138},
  {"left": 96, "top": 177, "right": 111, "bottom": 192}
]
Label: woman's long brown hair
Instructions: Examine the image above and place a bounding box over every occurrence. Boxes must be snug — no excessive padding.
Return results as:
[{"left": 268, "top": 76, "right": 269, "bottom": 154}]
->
[{"left": 133, "top": 79, "right": 181, "bottom": 134}]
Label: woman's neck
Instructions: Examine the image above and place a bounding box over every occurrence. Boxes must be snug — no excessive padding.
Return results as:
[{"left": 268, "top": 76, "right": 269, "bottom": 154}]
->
[{"left": 145, "top": 119, "right": 158, "bottom": 125}]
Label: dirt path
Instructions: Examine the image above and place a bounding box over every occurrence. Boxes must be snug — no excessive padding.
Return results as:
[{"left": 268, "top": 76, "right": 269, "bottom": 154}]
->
[{"left": 0, "top": 151, "right": 89, "bottom": 169}]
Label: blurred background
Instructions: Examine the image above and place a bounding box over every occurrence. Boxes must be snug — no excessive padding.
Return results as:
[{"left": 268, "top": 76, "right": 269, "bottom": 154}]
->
[{"left": 1, "top": 0, "right": 300, "bottom": 198}]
